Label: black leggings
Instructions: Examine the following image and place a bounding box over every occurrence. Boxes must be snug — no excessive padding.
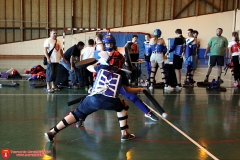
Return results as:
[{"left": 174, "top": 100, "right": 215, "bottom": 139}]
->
[{"left": 232, "top": 56, "right": 240, "bottom": 81}]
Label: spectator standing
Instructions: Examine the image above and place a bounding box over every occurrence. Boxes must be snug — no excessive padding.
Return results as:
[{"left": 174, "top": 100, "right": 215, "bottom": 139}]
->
[
  {"left": 80, "top": 39, "right": 95, "bottom": 89},
  {"left": 228, "top": 31, "right": 240, "bottom": 87},
  {"left": 144, "top": 33, "right": 151, "bottom": 80},
  {"left": 167, "top": 29, "right": 185, "bottom": 90},
  {"left": 203, "top": 28, "right": 228, "bottom": 84},
  {"left": 44, "top": 29, "right": 65, "bottom": 93},
  {"left": 60, "top": 41, "right": 85, "bottom": 88}
]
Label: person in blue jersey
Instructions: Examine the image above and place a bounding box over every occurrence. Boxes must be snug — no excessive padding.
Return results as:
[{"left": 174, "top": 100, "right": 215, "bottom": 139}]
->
[
  {"left": 144, "top": 33, "right": 152, "bottom": 81},
  {"left": 166, "top": 29, "right": 185, "bottom": 90},
  {"left": 148, "top": 29, "right": 173, "bottom": 91},
  {"left": 183, "top": 29, "right": 198, "bottom": 86}
]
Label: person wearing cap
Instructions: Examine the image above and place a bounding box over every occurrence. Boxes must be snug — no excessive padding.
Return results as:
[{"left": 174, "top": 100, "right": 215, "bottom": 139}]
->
[{"left": 148, "top": 29, "right": 173, "bottom": 91}]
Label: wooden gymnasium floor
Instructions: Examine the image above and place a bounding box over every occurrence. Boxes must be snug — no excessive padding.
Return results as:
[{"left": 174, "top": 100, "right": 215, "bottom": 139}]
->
[{"left": 0, "top": 58, "right": 240, "bottom": 160}]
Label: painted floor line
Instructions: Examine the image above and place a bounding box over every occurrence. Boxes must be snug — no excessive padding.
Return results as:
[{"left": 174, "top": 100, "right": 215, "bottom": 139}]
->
[
  {"left": 144, "top": 103, "right": 219, "bottom": 160},
  {"left": 0, "top": 94, "right": 86, "bottom": 96},
  {"left": 0, "top": 92, "right": 239, "bottom": 96}
]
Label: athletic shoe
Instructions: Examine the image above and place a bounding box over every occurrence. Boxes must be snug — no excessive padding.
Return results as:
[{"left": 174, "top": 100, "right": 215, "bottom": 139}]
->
[
  {"left": 76, "top": 120, "right": 84, "bottom": 128},
  {"left": 232, "top": 82, "right": 238, "bottom": 87},
  {"left": 217, "top": 78, "right": 224, "bottom": 84},
  {"left": 164, "top": 86, "right": 174, "bottom": 91},
  {"left": 145, "top": 111, "right": 158, "bottom": 121},
  {"left": 176, "top": 85, "right": 182, "bottom": 90},
  {"left": 121, "top": 133, "right": 135, "bottom": 141},
  {"left": 44, "top": 132, "right": 54, "bottom": 142}
]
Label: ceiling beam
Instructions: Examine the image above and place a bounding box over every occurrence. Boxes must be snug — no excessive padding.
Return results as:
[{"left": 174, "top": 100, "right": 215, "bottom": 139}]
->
[
  {"left": 171, "top": 0, "right": 175, "bottom": 20},
  {"left": 146, "top": 0, "right": 149, "bottom": 23},
  {"left": 202, "top": 0, "right": 220, "bottom": 12},
  {"left": 195, "top": 0, "right": 199, "bottom": 16},
  {"left": 121, "top": 0, "right": 124, "bottom": 27},
  {"left": 174, "top": 0, "right": 195, "bottom": 19},
  {"left": 96, "top": 0, "right": 99, "bottom": 28}
]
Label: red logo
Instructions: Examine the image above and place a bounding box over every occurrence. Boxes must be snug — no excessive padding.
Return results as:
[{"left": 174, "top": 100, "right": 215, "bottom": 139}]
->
[{"left": 1, "top": 149, "right": 11, "bottom": 159}]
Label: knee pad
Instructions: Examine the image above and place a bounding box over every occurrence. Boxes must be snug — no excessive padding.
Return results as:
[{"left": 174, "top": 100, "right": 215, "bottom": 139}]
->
[
  {"left": 53, "top": 126, "right": 59, "bottom": 133},
  {"left": 151, "top": 66, "right": 157, "bottom": 71},
  {"left": 149, "top": 77, "right": 155, "bottom": 84},
  {"left": 118, "top": 115, "right": 129, "bottom": 130},
  {"left": 160, "top": 62, "right": 165, "bottom": 69},
  {"left": 75, "top": 108, "right": 88, "bottom": 120},
  {"left": 187, "top": 62, "right": 193, "bottom": 73},
  {"left": 124, "top": 106, "right": 129, "bottom": 111},
  {"left": 53, "top": 118, "right": 70, "bottom": 133},
  {"left": 62, "top": 118, "right": 69, "bottom": 126},
  {"left": 118, "top": 115, "right": 128, "bottom": 121}
]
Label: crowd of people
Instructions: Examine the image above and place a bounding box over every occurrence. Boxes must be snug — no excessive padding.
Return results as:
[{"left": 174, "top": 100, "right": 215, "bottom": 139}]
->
[
  {"left": 43, "top": 28, "right": 240, "bottom": 93},
  {"left": 143, "top": 28, "right": 236, "bottom": 91}
]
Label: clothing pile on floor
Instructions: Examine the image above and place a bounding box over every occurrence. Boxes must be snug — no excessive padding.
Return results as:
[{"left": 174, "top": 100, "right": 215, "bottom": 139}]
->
[
  {"left": 24, "top": 65, "right": 46, "bottom": 81},
  {"left": 0, "top": 68, "right": 22, "bottom": 79}
]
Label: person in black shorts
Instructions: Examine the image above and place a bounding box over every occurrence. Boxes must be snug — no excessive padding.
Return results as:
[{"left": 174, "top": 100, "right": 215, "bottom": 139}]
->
[
  {"left": 166, "top": 29, "right": 185, "bottom": 90},
  {"left": 203, "top": 28, "right": 228, "bottom": 83}
]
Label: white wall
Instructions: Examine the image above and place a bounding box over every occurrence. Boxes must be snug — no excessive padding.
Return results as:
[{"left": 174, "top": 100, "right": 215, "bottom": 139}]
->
[
  {"left": 235, "top": 9, "right": 240, "bottom": 31},
  {"left": 0, "top": 10, "right": 236, "bottom": 56},
  {"left": 111, "top": 11, "right": 234, "bottom": 49}
]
